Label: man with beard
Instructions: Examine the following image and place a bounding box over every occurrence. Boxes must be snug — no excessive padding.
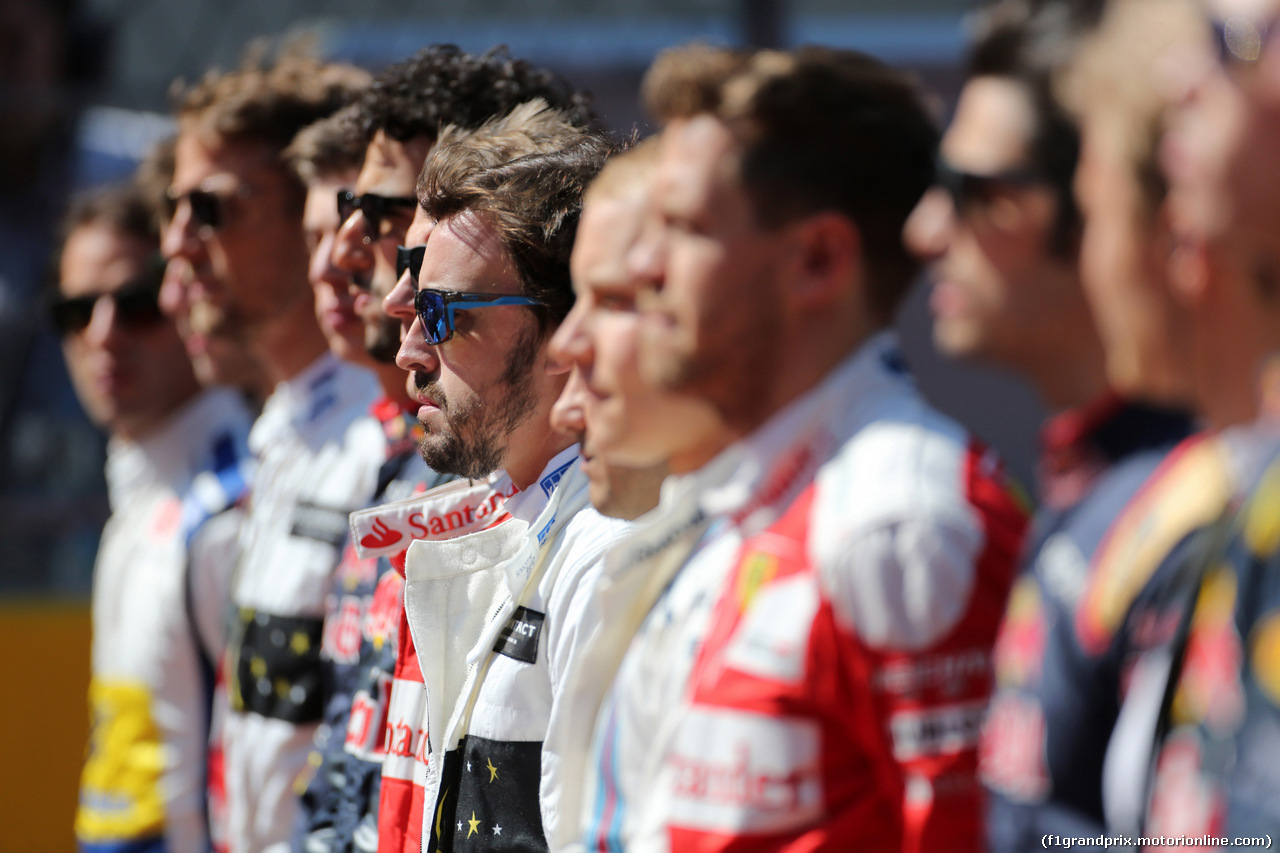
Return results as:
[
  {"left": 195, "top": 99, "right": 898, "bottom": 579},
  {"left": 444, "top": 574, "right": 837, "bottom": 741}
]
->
[
  {"left": 321, "top": 47, "right": 594, "bottom": 852},
  {"left": 162, "top": 53, "right": 380, "bottom": 853},
  {"left": 63, "top": 181, "right": 254, "bottom": 853},
  {"left": 566, "top": 45, "right": 1027, "bottom": 851},
  {"left": 901, "top": 3, "right": 1193, "bottom": 848},
  {"left": 330, "top": 45, "right": 595, "bottom": 375},
  {"left": 1060, "top": 0, "right": 1280, "bottom": 841},
  {"left": 365, "top": 103, "right": 626, "bottom": 852}
]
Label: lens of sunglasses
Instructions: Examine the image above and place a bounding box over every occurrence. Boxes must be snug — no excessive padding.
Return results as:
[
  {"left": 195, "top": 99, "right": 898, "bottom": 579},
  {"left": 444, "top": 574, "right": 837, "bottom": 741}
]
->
[
  {"left": 414, "top": 289, "right": 451, "bottom": 345},
  {"left": 51, "top": 280, "right": 164, "bottom": 335},
  {"left": 188, "top": 190, "right": 223, "bottom": 228},
  {"left": 337, "top": 190, "right": 357, "bottom": 224},
  {"left": 396, "top": 245, "right": 427, "bottom": 284}
]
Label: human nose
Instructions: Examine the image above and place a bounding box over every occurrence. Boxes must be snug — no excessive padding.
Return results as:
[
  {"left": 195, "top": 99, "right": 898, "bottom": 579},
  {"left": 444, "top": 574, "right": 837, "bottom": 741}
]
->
[
  {"left": 550, "top": 366, "right": 589, "bottom": 437},
  {"left": 548, "top": 301, "right": 593, "bottom": 370},
  {"left": 902, "top": 187, "right": 955, "bottom": 262},
  {"left": 384, "top": 268, "right": 417, "bottom": 329},
  {"left": 332, "top": 212, "right": 372, "bottom": 285},
  {"left": 161, "top": 199, "right": 203, "bottom": 264},
  {"left": 81, "top": 296, "right": 125, "bottom": 349}
]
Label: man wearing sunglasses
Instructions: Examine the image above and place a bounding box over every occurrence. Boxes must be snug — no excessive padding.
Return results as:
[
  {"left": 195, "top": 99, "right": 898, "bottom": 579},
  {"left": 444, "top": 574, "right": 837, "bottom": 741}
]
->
[
  {"left": 901, "top": 3, "right": 1196, "bottom": 851},
  {"left": 331, "top": 45, "right": 596, "bottom": 376},
  {"left": 1057, "top": 0, "right": 1280, "bottom": 842},
  {"left": 62, "top": 182, "right": 255, "bottom": 853},
  {"left": 283, "top": 100, "right": 456, "bottom": 853},
  {"left": 371, "top": 105, "right": 631, "bottom": 853},
  {"left": 164, "top": 55, "right": 389, "bottom": 853}
]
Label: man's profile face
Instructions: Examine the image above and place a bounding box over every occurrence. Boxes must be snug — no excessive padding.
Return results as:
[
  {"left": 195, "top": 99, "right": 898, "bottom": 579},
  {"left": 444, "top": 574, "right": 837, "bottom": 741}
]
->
[
  {"left": 549, "top": 365, "right": 666, "bottom": 519},
  {"left": 163, "top": 133, "right": 310, "bottom": 346},
  {"left": 904, "top": 76, "right": 1077, "bottom": 367},
  {"left": 60, "top": 224, "right": 198, "bottom": 439},
  {"left": 391, "top": 213, "right": 545, "bottom": 480},
  {"left": 303, "top": 172, "right": 369, "bottom": 366},
  {"left": 333, "top": 130, "right": 433, "bottom": 363},
  {"left": 633, "top": 116, "right": 788, "bottom": 425},
  {"left": 552, "top": 185, "right": 725, "bottom": 470}
]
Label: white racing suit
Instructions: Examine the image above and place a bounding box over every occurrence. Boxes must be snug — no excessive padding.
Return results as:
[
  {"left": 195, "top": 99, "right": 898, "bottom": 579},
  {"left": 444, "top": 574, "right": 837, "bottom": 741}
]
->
[
  {"left": 559, "top": 332, "right": 1028, "bottom": 853},
  {"left": 350, "top": 446, "right": 631, "bottom": 852},
  {"left": 221, "top": 352, "right": 381, "bottom": 853},
  {"left": 76, "top": 386, "right": 254, "bottom": 853}
]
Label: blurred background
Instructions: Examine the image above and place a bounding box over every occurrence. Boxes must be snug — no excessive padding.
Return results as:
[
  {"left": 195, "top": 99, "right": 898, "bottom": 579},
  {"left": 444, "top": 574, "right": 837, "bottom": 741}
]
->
[{"left": 0, "top": 0, "right": 1043, "bottom": 848}]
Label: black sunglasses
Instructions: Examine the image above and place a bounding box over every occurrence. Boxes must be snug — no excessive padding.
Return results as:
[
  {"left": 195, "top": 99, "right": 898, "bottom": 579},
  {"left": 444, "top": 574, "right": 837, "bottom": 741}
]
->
[
  {"left": 337, "top": 191, "right": 417, "bottom": 245},
  {"left": 934, "top": 157, "right": 1046, "bottom": 214},
  {"left": 164, "top": 185, "right": 252, "bottom": 230},
  {"left": 51, "top": 259, "right": 166, "bottom": 336},
  {"left": 396, "top": 244, "right": 426, "bottom": 285}
]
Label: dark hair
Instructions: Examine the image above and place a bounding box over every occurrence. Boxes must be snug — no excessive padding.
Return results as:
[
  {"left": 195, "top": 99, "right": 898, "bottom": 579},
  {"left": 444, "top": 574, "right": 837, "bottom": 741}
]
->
[
  {"left": 968, "top": 0, "right": 1105, "bottom": 254},
  {"left": 352, "top": 45, "right": 597, "bottom": 147},
  {"left": 51, "top": 181, "right": 159, "bottom": 297},
  {"left": 644, "top": 44, "right": 938, "bottom": 324},
  {"left": 420, "top": 102, "right": 612, "bottom": 337},
  {"left": 284, "top": 103, "right": 367, "bottom": 184}
]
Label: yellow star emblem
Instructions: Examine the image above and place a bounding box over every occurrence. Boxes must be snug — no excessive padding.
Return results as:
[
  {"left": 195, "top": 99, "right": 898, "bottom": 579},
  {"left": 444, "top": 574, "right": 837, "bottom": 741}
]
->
[
  {"left": 486, "top": 757, "right": 498, "bottom": 782},
  {"left": 467, "top": 810, "right": 481, "bottom": 838},
  {"left": 250, "top": 656, "right": 267, "bottom": 678},
  {"left": 290, "top": 631, "right": 311, "bottom": 655}
]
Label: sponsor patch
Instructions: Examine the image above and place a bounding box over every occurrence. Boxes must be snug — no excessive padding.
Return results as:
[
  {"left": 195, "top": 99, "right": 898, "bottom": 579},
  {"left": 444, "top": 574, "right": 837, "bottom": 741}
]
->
[
  {"left": 667, "top": 707, "right": 823, "bottom": 834},
  {"left": 290, "top": 500, "right": 350, "bottom": 548},
  {"left": 492, "top": 607, "right": 545, "bottom": 665},
  {"left": 349, "top": 476, "right": 517, "bottom": 560},
  {"left": 539, "top": 457, "right": 575, "bottom": 498},
  {"left": 722, "top": 575, "right": 817, "bottom": 684},
  {"left": 889, "top": 700, "right": 987, "bottom": 761}
]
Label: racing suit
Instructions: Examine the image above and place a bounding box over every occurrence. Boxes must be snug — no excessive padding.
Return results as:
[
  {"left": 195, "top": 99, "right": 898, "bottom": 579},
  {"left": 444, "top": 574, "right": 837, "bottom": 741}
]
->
[
  {"left": 979, "top": 396, "right": 1191, "bottom": 851},
  {"left": 293, "top": 399, "right": 451, "bottom": 853},
  {"left": 1099, "top": 426, "right": 1280, "bottom": 848},
  {"left": 361, "top": 446, "right": 631, "bottom": 852},
  {"left": 76, "top": 386, "right": 254, "bottom": 853},
  {"left": 222, "top": 352, "right": 382, "bottom": 853},
  {"left": 570, "top": 331, "right": 1029, "bottom": 853}
]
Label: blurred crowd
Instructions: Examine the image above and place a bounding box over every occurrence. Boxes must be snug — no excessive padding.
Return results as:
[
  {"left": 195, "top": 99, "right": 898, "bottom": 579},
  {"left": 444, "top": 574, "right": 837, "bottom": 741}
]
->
[{"left": 42, "top": 0, "right": 1280, "bottom": 851}]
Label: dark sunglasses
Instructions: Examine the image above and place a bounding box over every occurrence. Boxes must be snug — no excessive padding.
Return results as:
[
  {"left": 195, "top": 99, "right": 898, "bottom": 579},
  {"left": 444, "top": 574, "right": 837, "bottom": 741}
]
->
[
  {"left": 51, "top": 260, "right": 166, "bottom": 336},
  {"left": 396, "top": 244, "right": 426, "bottom": 285},
  {"left": 164, "top": 185, "right": 251, "bottom": 230},
  {"left": 337, "top": 191, "right": 417, "bottom": 245},
  {"left": 414, "top": 288, "right": 544, "bottom": 345},
  {"left": 934, "top": 156, "right": 1046, "bottom": 214}
]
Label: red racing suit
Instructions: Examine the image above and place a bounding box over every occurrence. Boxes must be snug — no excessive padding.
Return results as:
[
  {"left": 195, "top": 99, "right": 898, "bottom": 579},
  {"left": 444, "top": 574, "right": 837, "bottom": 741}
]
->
[{"left": 573, "top": 333, "right": 1028, "bottom": 853}]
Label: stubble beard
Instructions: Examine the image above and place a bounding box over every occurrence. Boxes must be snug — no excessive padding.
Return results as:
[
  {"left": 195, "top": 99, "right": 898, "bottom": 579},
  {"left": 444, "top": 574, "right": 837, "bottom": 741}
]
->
[
  {"left": 365, "top": 315, "right": 402, "bottom": 364},
  {"left": 414, "top": 323, "right": 542, "bottom": 480}
]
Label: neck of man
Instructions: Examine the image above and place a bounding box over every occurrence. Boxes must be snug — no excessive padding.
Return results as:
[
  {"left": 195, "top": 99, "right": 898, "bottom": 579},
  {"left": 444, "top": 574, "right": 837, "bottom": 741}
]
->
[
  {"left": 717, "top": 304, "right": 876, "bottom": 439},
  {"left": 1193, "top": 286, "right": 1280, "bottom": 430},
  {"left": 253, "top": 297, "right": 333, "bottom": 387}
]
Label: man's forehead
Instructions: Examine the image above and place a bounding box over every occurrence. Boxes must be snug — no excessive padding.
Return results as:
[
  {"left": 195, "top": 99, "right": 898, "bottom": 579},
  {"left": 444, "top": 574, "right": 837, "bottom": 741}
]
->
[
  {"left": 656, "top": 116, "right": 743, "bottom": 207},
  {"left": 420, "top": 212, "right": 516, "bottom": 293},
  {"left": 357, "top": 130, "right": 435, "bottom": 195},
  {"left": 60, "top": 225, "right": 152, "bottom": 297},
  {"left": 942, "top": 76, "right": 1036, "bottom": 173},
  {"left": 404, "top": 206, "right": 435, "bottom": 245},
  {"left": 572, "top": 194, "right": 647, "bottom": 291}
]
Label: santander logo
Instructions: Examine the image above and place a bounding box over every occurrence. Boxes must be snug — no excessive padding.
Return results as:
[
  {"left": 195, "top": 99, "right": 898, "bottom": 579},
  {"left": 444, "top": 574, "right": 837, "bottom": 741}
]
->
[{"left": 360, "top": 517, "right": 403, "bottom": 551}]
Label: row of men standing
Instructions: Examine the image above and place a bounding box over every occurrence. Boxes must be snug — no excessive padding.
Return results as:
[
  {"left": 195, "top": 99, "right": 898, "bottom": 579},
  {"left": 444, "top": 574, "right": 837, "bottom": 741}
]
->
[{"left": 56, "top": 0, "right": 1280, "bottom": 852}]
